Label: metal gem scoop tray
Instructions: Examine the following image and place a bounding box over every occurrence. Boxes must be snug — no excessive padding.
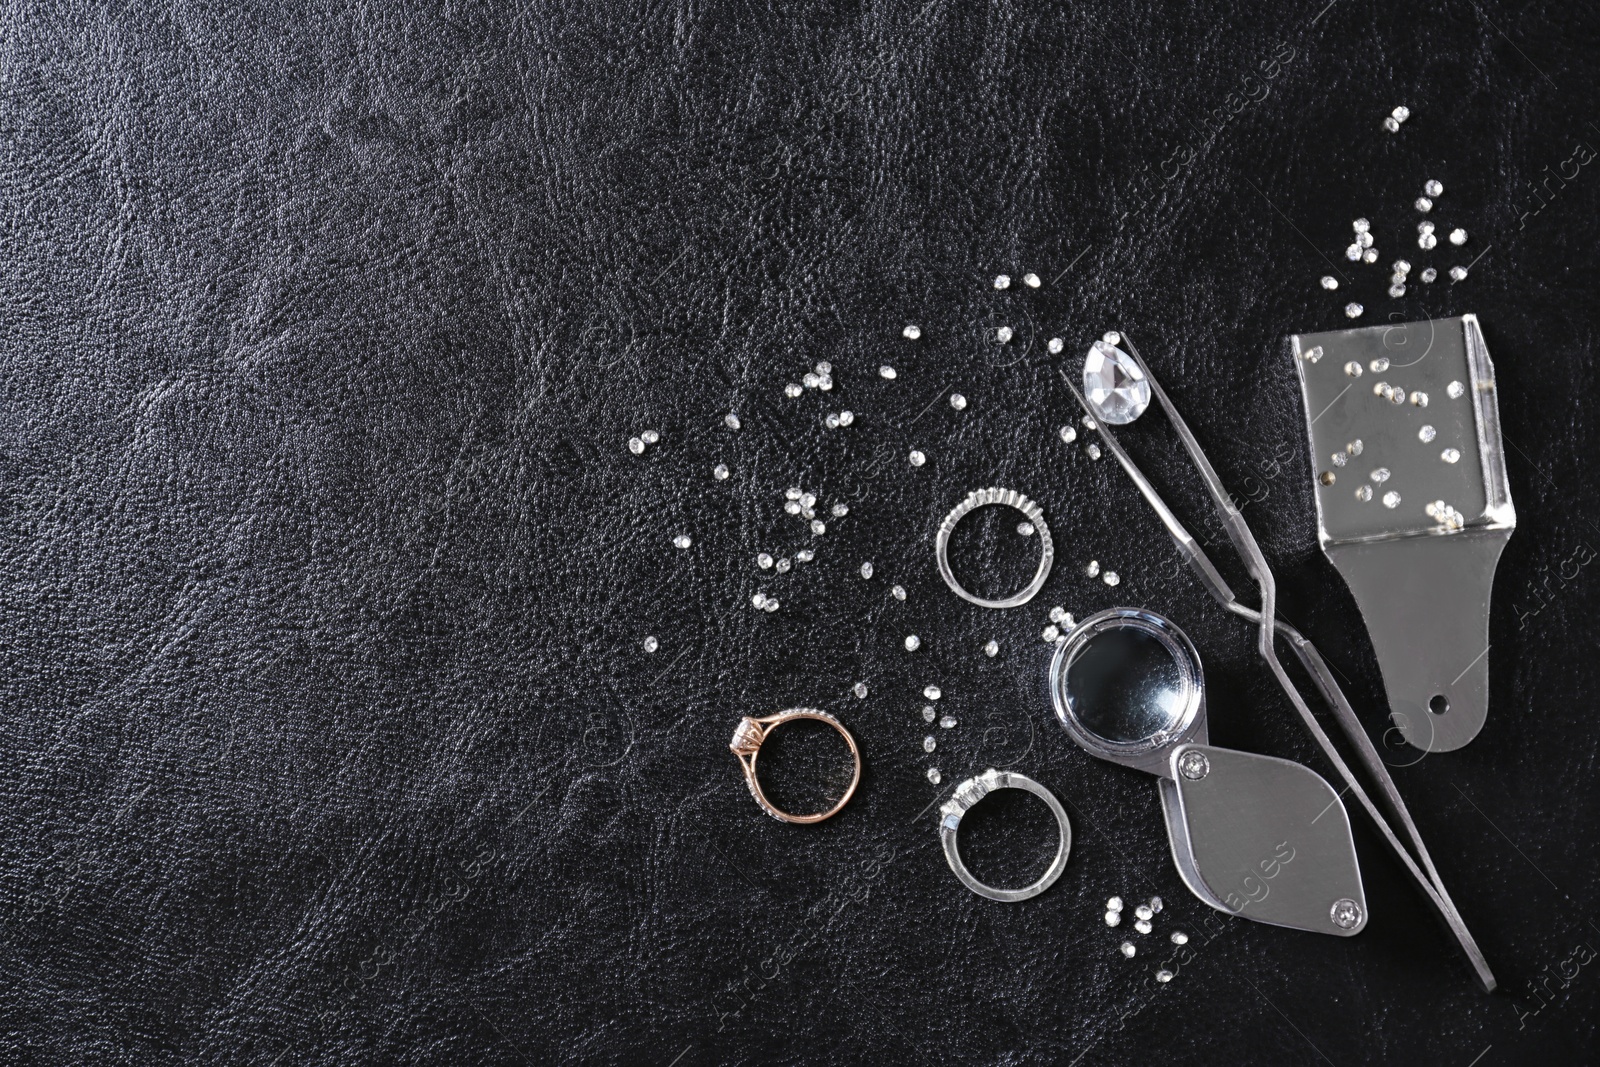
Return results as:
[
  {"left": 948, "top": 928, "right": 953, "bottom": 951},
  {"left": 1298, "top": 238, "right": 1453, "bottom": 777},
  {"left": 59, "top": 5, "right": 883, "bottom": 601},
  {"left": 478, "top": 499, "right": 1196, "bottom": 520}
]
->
[{"left": 1289, "top": 314, "right": 1515, "bottom": 752}]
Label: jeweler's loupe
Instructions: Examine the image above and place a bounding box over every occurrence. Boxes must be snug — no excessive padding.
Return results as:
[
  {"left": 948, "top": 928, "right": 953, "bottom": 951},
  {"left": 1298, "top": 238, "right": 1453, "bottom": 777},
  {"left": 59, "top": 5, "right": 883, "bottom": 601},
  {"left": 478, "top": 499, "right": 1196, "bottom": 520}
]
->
[{"left": 1050, "top": 608, "right": 1369, "bottom": 937}]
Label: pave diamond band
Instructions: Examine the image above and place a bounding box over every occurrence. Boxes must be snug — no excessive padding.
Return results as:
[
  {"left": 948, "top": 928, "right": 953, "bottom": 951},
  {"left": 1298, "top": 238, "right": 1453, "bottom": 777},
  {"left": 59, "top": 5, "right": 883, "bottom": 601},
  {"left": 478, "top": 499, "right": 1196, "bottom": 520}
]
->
[
  {"left": 935, "top": 488, "right": 1054, "bottom": 609},
  {"left": 729, "top": 708, "right": 861, "bottom": 825},
  {"left": 938, "top": 768, "right": 1072, "bottom": 902}
]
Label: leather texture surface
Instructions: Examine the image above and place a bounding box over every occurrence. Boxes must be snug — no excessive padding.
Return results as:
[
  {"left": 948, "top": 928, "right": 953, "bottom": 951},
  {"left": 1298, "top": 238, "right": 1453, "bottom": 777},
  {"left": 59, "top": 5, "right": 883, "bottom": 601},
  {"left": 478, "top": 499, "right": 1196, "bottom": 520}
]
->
[{"left": 2, "top": 2, "right": 1598, "bottom": 1063}]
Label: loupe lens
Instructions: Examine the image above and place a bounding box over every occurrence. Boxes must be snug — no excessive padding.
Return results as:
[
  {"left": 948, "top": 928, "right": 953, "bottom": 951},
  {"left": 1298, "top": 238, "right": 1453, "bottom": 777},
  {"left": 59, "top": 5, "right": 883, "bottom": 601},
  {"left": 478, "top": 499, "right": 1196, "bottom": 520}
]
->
[{"left": 1063, "top": 624, "right": 1187, "bottom": 744}]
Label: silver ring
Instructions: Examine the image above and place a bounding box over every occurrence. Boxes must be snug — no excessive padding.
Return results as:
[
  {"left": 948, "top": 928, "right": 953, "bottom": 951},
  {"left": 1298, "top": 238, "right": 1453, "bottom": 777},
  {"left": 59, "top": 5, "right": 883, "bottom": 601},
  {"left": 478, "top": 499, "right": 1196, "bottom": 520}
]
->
[
  {"left": 934, "top": 488, "right": 1053, "bottom": 609},
  {"left": 938, "top": 768, "right": 1072, "bottom": 902}
]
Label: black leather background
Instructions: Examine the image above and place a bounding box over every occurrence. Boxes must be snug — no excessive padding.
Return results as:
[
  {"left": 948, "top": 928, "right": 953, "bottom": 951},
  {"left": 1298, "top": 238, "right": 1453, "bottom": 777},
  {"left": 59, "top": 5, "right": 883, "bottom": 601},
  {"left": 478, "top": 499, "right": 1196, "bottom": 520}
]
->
[{"left": 3, "top": 2, "right": 1599, "bottom": 1064}]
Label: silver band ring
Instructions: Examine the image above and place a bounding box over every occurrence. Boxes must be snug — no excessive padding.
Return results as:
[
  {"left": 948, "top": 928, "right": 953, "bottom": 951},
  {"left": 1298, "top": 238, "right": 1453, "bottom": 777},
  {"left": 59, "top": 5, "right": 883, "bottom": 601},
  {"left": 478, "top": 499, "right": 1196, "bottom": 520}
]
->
[
  {"left": 934, "top": 488, "right": 1053, "bottom": 609},
  {"left": 938, "top": 768, "right": 1072, "bottom": 902}
]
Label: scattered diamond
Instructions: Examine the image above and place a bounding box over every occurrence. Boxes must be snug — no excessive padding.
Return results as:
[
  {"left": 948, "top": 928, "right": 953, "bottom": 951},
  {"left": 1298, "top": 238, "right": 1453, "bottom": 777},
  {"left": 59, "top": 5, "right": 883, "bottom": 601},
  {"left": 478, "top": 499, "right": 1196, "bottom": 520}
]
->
[
  {"left": 1103, "top": 571, "right": 1120, "bottom": 587},
  {"left": 757, "top": 552, "right": 774, "bottom": 569},
  {"left": 860, "top": 562, "right": 874, "bottom": 579},
  {"left": 825, "top": 413, "right": 840, "bottom": 429},
  {"left": 1393, "top": 260, "right": 1411, "bottom": 274},
  {"left": 1356, "top": 485, "right": 1373, "bottom": 501},
  {"left": 1345, "top": 244, "right": 1362, "bottom": 262},
  {"left": 643, "top": 636, "right": 658, "bottom": 653},
  {"left": 1383, "top": 116, "right": 1400, "bottom": 133},
  {"left": 1135, "top": 904, "right": 1154, "bottom": 921},
  {"left": 1411, "top": 391, "right": 1429, "bottom": 407},
  {"left": 1448, "top": 380, "right": 1466, "bottom": 398},
  {"left": 908, "top": 450, "right": 926, "bottom": 467},
  {"left": 1348, "top": 439, "right": 1364, "bottom": 456},
  {"left": 1421, "top": 267, "right": 1437, "bottom": 283},
  {"left": 995, "top": 326, "right": 1013, "bottom": 343},
  {"left": 1331, "top": 452, "right": 1347, "bottom": 467},
  {"left": 924, "top": 685, "right": 942, "bottom": 700},
  {"left": 1086, "top": 443, "right": 1102, "bottom": 460},
  {"left": 774, "top": 558, "right": 790, "bottom": 573},
  {"left": 1419, "top": 425, "right": 1437, "bottom": 443},
  {"left": 950, "top": 393, "right": 968, "bottom": 411},
  {"left": 1083, "top": 414, "right": 1097, "bottom": 429},
  {"left": 940, "top": 714, "right": 957, "bottom": 729},
  {"left": 1392, "top": 105, "right": 1411, "bottom": 122},
  {"left": 1023, "top": 272, "right": 1041, "bottom": 288},
  {"left": 1059, "top": 425, "right": 1078, "bottom": 444},
  {"left": 673, "top": 534, "right": 692, "bottom": 549},
  {"left": 923, "top": 735, "right": 936, "bottom": 752},
  {"left": 879, "top": 365, "right": 897, "bottom": 379},
  {"left": 1345, "top": 302, "right": 1364, "bottom": 318},
  {"left": 922, "top": 706, "right": 936, "bottom": 722},
  {"left": 1383, "top": 491, "right": 1401, "bottom": 508},
  {"left": 893, "top": 585, "right": 906, "bottom": 601},
  {"left": 1135, "top": 919, "right": 1153, "bottom": 934},
  {"left": 1450, "top": 228, "right": 1468, "bottom": 246},
  {"left": 1106, "top": 910, "right": 1122, "bottom": 927},
  {"left": 811, "top": 520, "right": 826, "bottom": 535},
  {"left": 1043, "top": 625, "right": 1061, "bottom": 643},
  {"left": 1302, "top": 345, "right": 1324, "bottom": 363},
  {"left": 926, "top": 768, "right": 942, "bottom": 785},
  {"left": 1370, "top": 468, "right": 1391, "bottom": 483},
  {"left": 984, "top": 640, "right": 999, "bottom": 657},
  {"left": 1416, "top": 196, "right": 1433, "bottom": 213},
  {"left": 832, "top": 503, "right": 849, "bottom": 517},
  {"left": 1108, "top": 896, "right": 1125, "bottom": 912},
  {"left": 628, "top": 437, "right": 645, "bottom": 454},
  {"left": 838, "top": 410, "right": 855, "bottom": 426},
  {"left": 713, "top": 463, "right": 730, "bottom": 481},
  {"left": 1155, "top": 969, "right": 1174, "bottom": 984},
  {"left": 1086, "top": 560, "right": 1101, "bottom": 577},
  {"left": 763, "top": 598, "right": 779, "bottom": 612},
  {"left": 905, "top": 635, "right": 921, "bottom": 651},
  {"left": 1419, "top": 233, "right": 1437, "bottom": 250},
  {"left": 785, "top": 383, "right": 802, "bottom": 397},
  {"left": 1150, "top": 897, "right": 1163, "bottom": 913},
  {"left": 795, "top": 549, "right": 814, "bottom": 562},
  {"left": 854, "top": 682, "right": 868, "bottom": 699},
  {"left": 1171, "top": 931, "right": 1188, "bottom": 945},
  {"left": 1363, "top": 249, "right": 1379, "bottom": 264},
  {"left": 1449, "top": 265, "right": 1468, "bottom": 282},
  {"left": 1344, "top": 361, "right": 1363, "bottom": 378},
  {"left": 751, "top": 593, "right": 768, "bottom": 609},
  {"left": 1018, "top": 521, "right": 1035, "bottom": 536},
  {"left": 1121, "top": 942, "right": 1137, "bottom": 958},
  {"left": 1389, "top": 284, "right": 1407, "bottom": 299},
  {"left": 903, "top": 324, "right": 921, "bottom": 340},
  {"left": 803, "top": 373, "right": 820, "bottom": 389},
  {"left": 1441, "top": 448, "right": 1461, "bottom": 463},
  {"left": 1353, "top": 218, "right": 1371, "bottom": 234},
  {"left": 1371, "top": 357, "right": 1391, "bottom": 372},
  {"left": 1424, "top": 179, "right": 1444, "bottom": 197},
  {"left": 1321, "top": 276, "right": 1339, "bottom": 290},
  {"left": 994, "top": 274, "right": 1011, "bottom": 289},
  {"left": 641, "top": 430, "right": 660, "bottom": 444},
  {"left": 1048, "top": 337, "right": 1064, "bottom": 354},
  {"left": 1356, "top": 231, "right": 1374, "bottom": 249},
  {"left": 1419, "top": 220, "right": 1436, "bottom": 234},
  {"left": 724, "top": 413, "right": 741, "bottom": 430}
]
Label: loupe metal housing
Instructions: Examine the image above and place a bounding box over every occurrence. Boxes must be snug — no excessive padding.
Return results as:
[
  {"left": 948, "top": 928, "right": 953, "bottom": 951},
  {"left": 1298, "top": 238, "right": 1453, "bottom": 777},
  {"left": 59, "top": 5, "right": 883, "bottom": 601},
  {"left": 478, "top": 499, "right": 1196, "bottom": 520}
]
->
[{"left": 1051, "top": 608, "right": 1368, "bottom": 937}]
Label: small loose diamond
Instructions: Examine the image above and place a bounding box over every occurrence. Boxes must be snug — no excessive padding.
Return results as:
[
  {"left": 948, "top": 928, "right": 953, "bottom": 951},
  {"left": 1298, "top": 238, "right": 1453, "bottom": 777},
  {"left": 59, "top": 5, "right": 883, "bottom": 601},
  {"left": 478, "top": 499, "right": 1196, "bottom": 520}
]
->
[
  {"left": 1411, "top": 391, "right": 1428, "bottom": 407},
  {"left": 1086, "top": 443, "right": 1102, "bottom": 460},
  {"left": 1059, "top": 425, "right": 1078, "bottom": 444},
  {"left": 860, "top": 562, "right": 874, "bottom": 579},
  {"left": 1450, "top": 228, "right": 1468, "bottom": 246},
  {"left": 1393, "top": 260, "right": 1411, "bottom": 275},
  {"left": 1302, "top": 345, "right": 1324, "bottom": 363},
  {"left": 832, "top": 503, "right": 849, "bottom": 517},
  {"left": 1149, "top": 897, "right": 1163, "bottom": 914},
  {"left": 763, "top": 598, "right": 779, "bottom": 612},
  {"left": 1086, "top": 560, "right": 1101, "bottom": 577},
  {"left": 1105, "top": 911, "right": 1122, "bottom": 927},
  {"left": 1347, "top": 439, "right": 1364, "bottom": 456},
  {"left": 1024, "top": 272, "right": 1041, "bottom": 288},
  {"left": 880, "top": 365, "right": 897, "bottom": 379},
  {"left": 923, "top": 735, "right": 936, "bottom": 752},
  {"left": 1121, "top": 942, "right": 1137, "bottom": 958},
  {"left": 854, "top": 682, "right": 868, "bottom": 699},
  {"left": 1134, "top": 904, "right": 1154, "bottom": 921},
  {"left": 774, "top": 558, "right": 790, "bottom": 573},
  {"left": 815, "top": 361, "right": 831, "bottom": 375},
  {"left": 939, "top": 714, "right": 957, "bottom": 729},
  {"left": 892, "top": 585, "right": 906, "bottom": 601},
  {"left": 1421, "top": 267, "right": 1438, "bottom": 283},
  {"left": 994, "top": 274, "right": 1011, "bottom": 289},
  {"left": 825, "top": 413, "right": 840, "bottom": 429},
  {"left": 1419, "top": 425, "right": 1437, "bottom": 443},
  {"left": 1424, "top": 179, "right": 1444, "bottom": 197},
  {"left": 1419, "top": 233, "right": 1437, "bottom": 250},
  {"left": 803, "top": 373, "right": 820, "bottom": 389},
  {"left": 1178, "top": 750, "right": 1210, "bottom": 780},
  {"left": 908, "top": 450, "right": 926, "bottom": 467},
  {"left": 1389, "top": 284, "right": 1406, "bottom": 299},
  {"left": 1345, "top": 302, "right": 1364, "bottom": 318},
  {"left": 818, "top": 376, "right": 833, "bottom": 391},
  {"left": 785, "top": 383, "right": 802, "bottom": 397},
  {"left": 1363, "top": 249, "right": 1379, "bottom": 264},
  {"left": 1331, "top": 452, "right": 1347, "bottom": 467},
  {"left": 1345, "top": 244, "right": 1362, "bottom": 261},
  {"left": 1356, "top": 485, "right": 1373, "bottom": 501},
  {"left": 1448, "top": 380, "right": 1465, "bottom": 398},
  {"left": 628, "top": 437, "right": 645, "bottom": 454},
  {"left": 1370, "top": 357, "right": 1391, "bottom": 372},
  {"left": 1103, "top": 571, "right": 1120, "bottom": 587},
  {"left": 1370, "top": 468, "right": 1390, "bottom": 483},
  {"left": 643, "top": 636, "right": 658, "bottom": 653},
  {"left": 713, "top": 463, "right": 730, "bottom": 480},
  {"left": 1356, "top": 231, "right": 1374, "bottom": 249},
  {"left": 1383, "top": 116, "right": 1401, "bottom": 133},
  {"left": 724, "top": 413, "right": 741, "bottom": 430},
  {"left": 1155, "top": 969, "right": 1174, "bottom": 984},
  {"left": 673, "top": 534, "right": 692, "bottom": 549},
  {"left": 1048, "top": 337, "right": 1064, "bottom": 354},
  {"left": 838, "top": 411, "right": 855, "bottom": 426},
  {"left": 1344, "top": 361, "right": 1363, "bottom": 377},
  {"left": 1449, "top": 265, "right": 1468, "bottom": 282},
  {"left": 905, "top": 635, "right": 921, "bottom": 651},
  {"left": 926, "top": 768, "right": 942, "bottom": 785},
  {"left": 1383, "top": 491, "right": 1401, "bottom": 508},
  {"left": 949, "top": 393, "right": 968, "bottom": 411},
  {"left": 641, "top": 430, "right": 660, "bottom": 444},
  {"left": 995, "top": 326, "right": 1013, "bottom": 343},
  {"left": 1419, "top": 220, "right": 1436, "bottom": 234},
  {"left": 1392, "top": 105, "right": 1411, "bottom": 122},
  {"left": 1108, "top": 897, "right": 1125, "bottom": 912},
  {"left": 811, "top": 520, "right": 826, "bottom": 535},
  {"left": 751, "top": 593, "right": 768, "bottom": 609},
  {"left": 924, "top": 685, "right": 942, "bottom": 700},
  {"left": 1083, "top": 414, "right": 1097, "bottom": 429},
  {"left": 1415, "top": 196, "right": 1433, "bottom": 213},
  {"left": 786, "top": 487, "right": 803, "bottom": 500},
  {"left": 903, "top": 324, "right": 921, "bottom": 340},
  {"left": 1441, "top": 448, "right": 1461, "bottom": 463},
  {"left": 1171, "top": 931, "right": 1188, "bottom": 945},
  {"left": 1353, "top": 218, "right": 1371, "bottom": 234},
  {"left": 1330, "top": 898, "right": 1363, "bottom": 930},
  {"left": 795, "top": 549, "right": 814, "bottom": 562},
  {"left": 922, "top": 706, "right": 936, "bottom": 722},
  {"left": 1017, "top": 521, "right": 1035, "bottom": 536},
  {"left": 984, "top": 640, "right": 999, "bottom": 657},
  {"left": 1135, "top": 919, "right": 1153, "bottom": 934},
  {"left": 1043, "top": 625, "right": 1061, "bottom": 642},
  {"left": 757, "top": 553, "right": 774, "bottom": 569},
  {"left": 1320, "top": 275, "right": 1339, "bottom": 290}
]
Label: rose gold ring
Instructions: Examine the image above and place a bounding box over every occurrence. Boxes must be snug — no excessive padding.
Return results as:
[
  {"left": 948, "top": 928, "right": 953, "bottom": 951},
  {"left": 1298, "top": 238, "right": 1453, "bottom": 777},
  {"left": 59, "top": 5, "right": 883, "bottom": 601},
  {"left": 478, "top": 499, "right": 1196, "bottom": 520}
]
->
[{"left": 729, "top": 708, "right": 861, "bottom": 824}]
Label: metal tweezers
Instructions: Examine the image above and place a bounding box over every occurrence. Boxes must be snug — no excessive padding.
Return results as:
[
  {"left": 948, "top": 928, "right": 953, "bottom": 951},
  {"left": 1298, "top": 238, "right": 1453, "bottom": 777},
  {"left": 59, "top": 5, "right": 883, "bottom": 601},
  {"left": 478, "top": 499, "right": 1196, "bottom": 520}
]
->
[{"left": 1060, "top": 336, "right": 1496, "bottom": 992}]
